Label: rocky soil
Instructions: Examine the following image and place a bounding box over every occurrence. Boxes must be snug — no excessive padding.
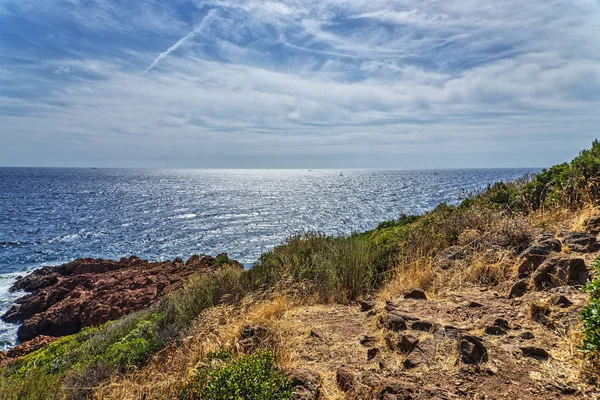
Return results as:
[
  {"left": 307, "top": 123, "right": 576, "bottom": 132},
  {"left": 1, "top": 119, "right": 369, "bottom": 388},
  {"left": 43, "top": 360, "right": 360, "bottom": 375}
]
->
[
  {"left": 1, "top": 254, "right": 242, "bottom": 342},
  {"left": 266, "top": 225, "right": 600, "bottom": 399}
]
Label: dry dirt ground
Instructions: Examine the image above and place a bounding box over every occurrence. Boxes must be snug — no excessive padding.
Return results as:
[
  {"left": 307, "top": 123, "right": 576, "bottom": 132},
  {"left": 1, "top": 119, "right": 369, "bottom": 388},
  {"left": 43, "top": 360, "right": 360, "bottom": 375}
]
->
[{"left": 276, "top": 287, "right": 591, "bottom": 399}]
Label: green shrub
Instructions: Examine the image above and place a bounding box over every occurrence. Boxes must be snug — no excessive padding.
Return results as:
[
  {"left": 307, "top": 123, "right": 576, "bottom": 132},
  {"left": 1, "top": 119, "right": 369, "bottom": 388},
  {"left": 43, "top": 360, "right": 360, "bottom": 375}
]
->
[
  {"left": 523, "top": 140, "right": 600, "bottom": 209},
  {"left": 1, "top": 266, "right": 245, "bottom": 398},
  {"left": 0, "top": 368, "right": 66, "bottom": 400},
  {"left": 178, "top": 351, "right": 293, "bottom": 400},
  {"left": 582, "top": 256, "right": 600, "bottom": 358}
]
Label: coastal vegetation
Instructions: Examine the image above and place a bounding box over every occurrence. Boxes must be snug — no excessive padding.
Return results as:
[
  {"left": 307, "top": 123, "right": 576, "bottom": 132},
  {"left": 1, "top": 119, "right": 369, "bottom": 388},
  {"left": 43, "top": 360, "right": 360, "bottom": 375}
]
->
[{"left": 2, "top": 141, "right": 600, "bottom": 399}]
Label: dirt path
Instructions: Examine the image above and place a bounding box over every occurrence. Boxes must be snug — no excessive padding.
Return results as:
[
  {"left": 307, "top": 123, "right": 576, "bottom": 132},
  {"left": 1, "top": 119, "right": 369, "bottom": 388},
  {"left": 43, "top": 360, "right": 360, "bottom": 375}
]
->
[{"left": 277, "top": 286, "right": 591, "bottom": 399}]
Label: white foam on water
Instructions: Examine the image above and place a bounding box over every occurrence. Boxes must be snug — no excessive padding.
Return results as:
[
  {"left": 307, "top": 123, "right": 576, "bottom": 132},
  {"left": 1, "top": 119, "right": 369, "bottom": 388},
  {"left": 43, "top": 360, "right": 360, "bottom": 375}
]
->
[{"left": 0, "top": 272, "right": 24, "bottom": 350}]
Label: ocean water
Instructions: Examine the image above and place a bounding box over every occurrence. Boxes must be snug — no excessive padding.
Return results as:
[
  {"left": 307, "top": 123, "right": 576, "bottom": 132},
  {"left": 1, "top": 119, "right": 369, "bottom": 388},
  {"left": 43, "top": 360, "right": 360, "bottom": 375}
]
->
[{"left": 0, "top": 167, "right": 537, "bottom": 349}]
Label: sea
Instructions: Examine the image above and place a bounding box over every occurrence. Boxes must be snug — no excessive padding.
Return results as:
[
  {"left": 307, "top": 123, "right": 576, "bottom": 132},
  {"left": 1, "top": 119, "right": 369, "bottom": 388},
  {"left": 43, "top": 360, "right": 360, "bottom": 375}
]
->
[{"left": 0, "top": 167, "right": 537, "bottom": 349}]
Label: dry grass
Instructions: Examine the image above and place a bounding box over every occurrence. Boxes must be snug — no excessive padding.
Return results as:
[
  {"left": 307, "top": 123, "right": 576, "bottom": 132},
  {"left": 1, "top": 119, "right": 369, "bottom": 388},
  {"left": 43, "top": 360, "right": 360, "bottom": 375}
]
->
[{"left": 95, "top": 295, "right": 297, "bottom": 400}]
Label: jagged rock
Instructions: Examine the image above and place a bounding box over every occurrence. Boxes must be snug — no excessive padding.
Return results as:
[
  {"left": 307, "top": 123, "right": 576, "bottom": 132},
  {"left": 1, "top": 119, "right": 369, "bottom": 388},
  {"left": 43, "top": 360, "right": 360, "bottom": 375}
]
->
[
  {"left": 395, "top": 333, "right": 420, "bottom": 354},
  {"left": 551, "top": 294, "right": 573, "bottom": 307},
  {"left": 384, "top": 314, "right": 407, "bottom": 331},
  {"left": 508, "top": 279, "right": 529, "bottom": 298},
  {"left": 360, "top": 300, "right": 377, "bottom": 312},
  {"left": 367, "top": 347, "right": 380, "bottom": 360},
  {"left": 441, "top": 325, "right": 464, "bottom": 339},
  {"left": 0, "top": 335, "right": 58, "bottom": 367},
  {"left": 403, "top": 289, "right": 427, "bottom": 300},
  {"left": 466, "top": 301, "right": 484, "bottom": 308},
  {"left": 584, "top": 212, "right": 600, "bottom": 234},
  {"left": 360, "top": 335, "right": 378, "bottom": 347},
  {"left": 289, "top": 369, "right": 321, "bottom": 400},
  {"left": 515, "top": 235, "right": 561, "bottom": 278},
  {"left": 458, "top": 334, "right": 488, "bottom": 364},
  {"left": 562, "top": 231, "right": 600, "bottom": 253},
  {"left": 2, "top": 255, "right": 242, "bottom": 341},
  {"left": 484, "top": 326, "right": 507, "bottom": 335},
  {"left": 532, "top": 255, "right": 589, "bottom": 290},
  {"left": 403, "top": 350, "right": 426, "bottom": 369},
  {"left": 410, "top": 320, "right": 434, "bottom": 332},
  {"left": 520, "top": 331, "right": 535, "bottom": 340},
  {"left": 336, "top": 366, "right": 356, "bottom": 392},
  {"left": 520, "top": 346, "right": 550, "bottom": 359},
  {"left": 493, "top": 318, "right": 510, "bottom": 330}
]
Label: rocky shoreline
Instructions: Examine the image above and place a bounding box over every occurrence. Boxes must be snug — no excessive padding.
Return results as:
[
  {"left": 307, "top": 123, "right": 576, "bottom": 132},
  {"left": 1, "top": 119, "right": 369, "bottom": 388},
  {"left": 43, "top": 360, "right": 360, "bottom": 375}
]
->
[{"left": 1, "top": 254, "right": 242, "bottom": 342}]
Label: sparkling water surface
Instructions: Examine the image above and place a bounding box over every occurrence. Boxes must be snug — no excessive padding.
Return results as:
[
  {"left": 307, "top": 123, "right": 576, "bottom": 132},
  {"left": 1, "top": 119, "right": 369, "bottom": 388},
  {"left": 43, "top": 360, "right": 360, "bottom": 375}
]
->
[{"left": 0, "top": 167, "right": 536, "bottom": 349}]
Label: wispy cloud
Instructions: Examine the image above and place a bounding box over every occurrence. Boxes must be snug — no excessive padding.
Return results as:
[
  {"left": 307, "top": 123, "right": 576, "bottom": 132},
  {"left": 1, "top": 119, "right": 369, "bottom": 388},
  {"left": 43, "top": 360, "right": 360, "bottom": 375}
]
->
[
  {"left": 145, "top": 9, "right": 218, "bottom": 72},
  {"left": 0, "top": 0, "right": 599, "bottom": 167}
]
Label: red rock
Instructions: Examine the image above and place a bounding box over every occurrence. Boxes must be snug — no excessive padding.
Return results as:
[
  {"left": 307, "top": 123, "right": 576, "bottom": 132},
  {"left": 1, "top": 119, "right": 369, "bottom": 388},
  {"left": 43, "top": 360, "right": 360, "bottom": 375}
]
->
[
  {"left": 0, "top": 335, "right": 58, "bottom": 367},
  {"left": 2, "top": 254, "right": 242, "bottom": 341}
]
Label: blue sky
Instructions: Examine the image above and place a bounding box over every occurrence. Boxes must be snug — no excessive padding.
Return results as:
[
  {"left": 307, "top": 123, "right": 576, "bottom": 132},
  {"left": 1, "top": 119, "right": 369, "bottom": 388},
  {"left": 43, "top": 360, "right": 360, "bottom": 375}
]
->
[{"left": 0, "top": 0, "right": 599, "bottom": 168}]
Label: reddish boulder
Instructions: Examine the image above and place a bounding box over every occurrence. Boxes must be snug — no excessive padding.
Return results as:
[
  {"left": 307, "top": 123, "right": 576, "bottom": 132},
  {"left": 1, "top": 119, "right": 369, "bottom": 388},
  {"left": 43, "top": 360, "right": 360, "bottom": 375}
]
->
[{"left": 2, "top": 254, "right": 242, "bottom": 341}]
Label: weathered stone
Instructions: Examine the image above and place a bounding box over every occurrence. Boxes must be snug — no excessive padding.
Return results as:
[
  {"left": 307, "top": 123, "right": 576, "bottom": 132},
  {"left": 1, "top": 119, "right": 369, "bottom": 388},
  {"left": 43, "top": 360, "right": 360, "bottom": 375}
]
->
[
  {"left": 515, "top": 236, "right": 561, "bottom": 278},
  {"left": 360, "top": 335, "right": 378, "bottom": 347},
  {"left": 520, "top": 331, "right": 535, "bottom": 340},
  {"left": 385, "top": 314, "right": 407, "bottom": 331},
  {"left": 367, "top": 347, "right": 380, "bottom": 360},
  {"left": 551, "top": 294, "right": 573, "bottom": 307},
  {"left": 508, "top": 279, "right": 529, "bottom": 298},
  {"left": 458, "top": 334, "right": 488, "bottom": 364},
  {"left": 375, "top": 379, "right": 418, "bottom": 400},
  {"left": 562, "top": 231, "right": 600, "bottom": 253},
  {"left": 532, "top": 256, "right": 589, "bottom": 290},
  {"left": 584, "top": 212, "right": 600, "bottom": 234},
  {"left": 484, "top": 326, "right": 507, "bottom": 335},
  {"left": 466, "top": 301, "right": 484, "bottom": 308},
  {"left": 397, "top": 334, "right": 420, "bottom": 354},
  {"left": 493, "top": 318, "right": 510, "bottom": 330},
  {"left": 359, "top": 300, "right": 377, "bottom": 312},
  {"left": 1, "top": 255, "right": 242, "bottom": 341},
  {"left": 410, "top": 320, "right": 434, "bottom": 332},
  {"left": 289, "top": 369, "right": 321, "bottom": 400},
  {"left": 403, "top": 289, "right": 427, "bottom": 300},
  {"left": 520, "top": 346, "right": 550, "bottom": 359},
  {"left": 336, "top": 366, "right": 356, "bottom": 392},
  {"left": 0, "top": 335, "right": 58, "bottom": 367},
  {"left": 403, "top": 350, "right": 426, "bottom": 369}
]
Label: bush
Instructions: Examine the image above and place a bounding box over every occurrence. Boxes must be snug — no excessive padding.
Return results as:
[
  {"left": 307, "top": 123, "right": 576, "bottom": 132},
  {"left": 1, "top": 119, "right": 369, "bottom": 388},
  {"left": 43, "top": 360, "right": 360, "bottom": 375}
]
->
[
  {"left": 244, "top": 233, "right": 376, "bottom": 302},
  {"left": 582, "top": 256, "right": 600, "bottom": 359},
  {"left": 1, "top": 266, "right": 245, "bottom": 399},
  {"left": 523, "top": 139, "right": 600, "bottom": 209},
  {"left": 178, "top": 351, "right": 293, "bottom": 400}
]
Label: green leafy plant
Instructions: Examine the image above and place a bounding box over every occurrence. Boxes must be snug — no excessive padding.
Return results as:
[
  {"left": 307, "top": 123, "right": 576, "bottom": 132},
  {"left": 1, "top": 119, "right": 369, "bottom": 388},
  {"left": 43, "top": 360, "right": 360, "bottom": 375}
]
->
[
  {"left": 582, "top": 255, "right": 600, "bottom": 357},
  {"left": 178, "top": 351, "right": 293, "bottom": 400}
]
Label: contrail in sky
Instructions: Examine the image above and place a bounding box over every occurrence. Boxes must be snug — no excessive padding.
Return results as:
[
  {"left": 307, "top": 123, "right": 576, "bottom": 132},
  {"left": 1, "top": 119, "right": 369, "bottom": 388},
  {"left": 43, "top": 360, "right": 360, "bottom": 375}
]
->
[{"left": 145, "top": 9, "right": 217, "bottom": 72}]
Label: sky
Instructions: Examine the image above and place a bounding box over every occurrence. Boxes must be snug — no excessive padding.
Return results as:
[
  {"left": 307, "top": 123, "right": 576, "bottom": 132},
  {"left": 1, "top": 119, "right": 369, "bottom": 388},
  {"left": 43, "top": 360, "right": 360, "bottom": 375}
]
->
[{"left": 0, "top": 0, "right": 599, "bottom": 168}]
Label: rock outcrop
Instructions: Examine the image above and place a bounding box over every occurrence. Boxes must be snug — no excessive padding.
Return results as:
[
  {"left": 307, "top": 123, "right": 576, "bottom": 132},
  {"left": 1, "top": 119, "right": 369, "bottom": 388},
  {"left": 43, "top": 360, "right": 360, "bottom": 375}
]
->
[
  {"left": 0, "top": 335, "right": 58, "bottom": 367},
  {"left": 2, "top": 254, "right": 242, "bottom": 341}
]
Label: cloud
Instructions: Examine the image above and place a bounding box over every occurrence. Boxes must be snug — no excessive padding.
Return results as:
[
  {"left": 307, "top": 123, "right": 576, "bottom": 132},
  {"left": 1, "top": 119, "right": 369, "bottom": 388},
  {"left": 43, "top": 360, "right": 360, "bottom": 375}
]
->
[
  {"left": 0, "top": 0, "right": 599, "bottom": 167},
  {"left": 145, "top": 9, "right": 218, "bottom": 72}
]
